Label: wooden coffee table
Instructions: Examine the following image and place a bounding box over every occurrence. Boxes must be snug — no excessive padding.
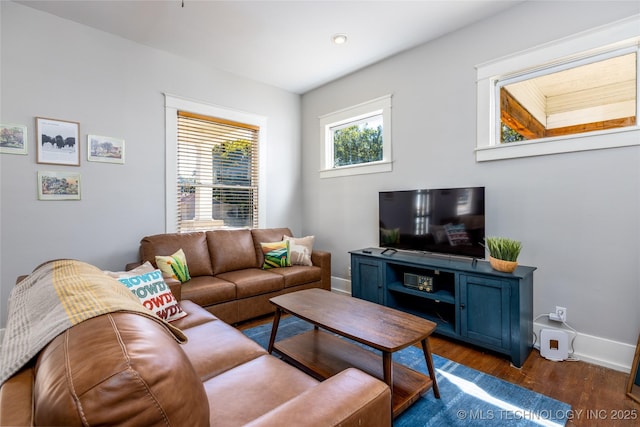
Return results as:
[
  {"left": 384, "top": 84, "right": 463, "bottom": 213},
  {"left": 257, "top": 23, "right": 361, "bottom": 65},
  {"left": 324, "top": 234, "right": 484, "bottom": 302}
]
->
[{"left": 268, "top": 288, "right": 440, "bottom": 418}]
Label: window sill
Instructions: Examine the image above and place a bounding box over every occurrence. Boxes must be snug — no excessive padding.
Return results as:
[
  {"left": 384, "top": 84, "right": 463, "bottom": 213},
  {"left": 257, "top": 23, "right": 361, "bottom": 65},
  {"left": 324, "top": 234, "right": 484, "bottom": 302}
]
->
[
  {"left": 320, "top": 160, "right": 393, "bottom": 178},
  {"left": 476, "top": 126, "right": 640, "bottom": 162}
]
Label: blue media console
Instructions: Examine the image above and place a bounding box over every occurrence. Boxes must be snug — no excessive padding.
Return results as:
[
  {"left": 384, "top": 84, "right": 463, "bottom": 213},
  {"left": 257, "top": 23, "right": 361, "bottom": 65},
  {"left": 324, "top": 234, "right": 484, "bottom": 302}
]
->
[{"left": 350, "top": 248, "right": 536, "bottom": 367}]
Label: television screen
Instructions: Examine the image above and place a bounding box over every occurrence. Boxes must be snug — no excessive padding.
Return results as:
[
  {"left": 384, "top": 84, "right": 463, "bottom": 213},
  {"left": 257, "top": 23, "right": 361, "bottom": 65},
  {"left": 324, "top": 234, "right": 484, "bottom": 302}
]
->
[{"left": 379, "top": 187, "right": 485, "bottom": 259}]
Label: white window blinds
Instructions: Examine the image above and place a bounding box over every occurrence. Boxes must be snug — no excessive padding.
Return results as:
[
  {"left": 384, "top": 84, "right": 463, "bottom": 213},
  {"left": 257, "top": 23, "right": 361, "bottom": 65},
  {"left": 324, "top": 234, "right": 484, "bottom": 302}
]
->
[{"left": 176, "top": 111, "right": 259, "bottom": 232}]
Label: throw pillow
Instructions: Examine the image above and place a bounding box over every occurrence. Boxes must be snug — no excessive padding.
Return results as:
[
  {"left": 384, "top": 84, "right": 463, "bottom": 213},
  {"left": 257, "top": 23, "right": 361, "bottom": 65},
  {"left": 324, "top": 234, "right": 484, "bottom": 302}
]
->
[
  {"left": 261, "top": 240, "right": 291, "bottom": 269},
  {"left": 155, "top": 248, "right": 191, "bottom": 283},
  {"left": 284, "top": 235, "right": 314, "bottom": 266},
  {"left": 118, "top": 269, "right": 187, "bottom": 322},
  {"left": 104, "top": 261, "right": 155, "bottom": 279},
  {"left": 444, "top": 223, "right": 472, "bottom": 246}
]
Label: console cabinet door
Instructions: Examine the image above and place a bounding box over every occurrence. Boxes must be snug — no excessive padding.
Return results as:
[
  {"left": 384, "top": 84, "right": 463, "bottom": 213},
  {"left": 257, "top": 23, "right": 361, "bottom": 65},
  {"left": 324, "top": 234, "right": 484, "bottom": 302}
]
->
[
  {"left": 460, "top": 275, "right": 510, "bottom": 351},
  {"left": 351, "top": 256, "right": 384, "bottom": 304}
]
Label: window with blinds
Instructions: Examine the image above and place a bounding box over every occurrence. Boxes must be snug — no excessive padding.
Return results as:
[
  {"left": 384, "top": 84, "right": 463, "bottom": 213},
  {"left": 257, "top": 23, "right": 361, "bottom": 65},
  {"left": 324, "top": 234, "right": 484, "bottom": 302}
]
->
[{"left": 177, "top": 111, "right": 259, "bottom": 232}]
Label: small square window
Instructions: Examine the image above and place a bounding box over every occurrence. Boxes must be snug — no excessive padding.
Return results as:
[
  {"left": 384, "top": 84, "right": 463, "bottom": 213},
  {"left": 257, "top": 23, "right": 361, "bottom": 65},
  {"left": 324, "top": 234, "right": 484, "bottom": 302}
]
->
[
  {"left": 330, "top": 114, "right": 383, "bottom": 167},
  {"left": 320, "top": 95, "right": 392, "bottom": 178}
]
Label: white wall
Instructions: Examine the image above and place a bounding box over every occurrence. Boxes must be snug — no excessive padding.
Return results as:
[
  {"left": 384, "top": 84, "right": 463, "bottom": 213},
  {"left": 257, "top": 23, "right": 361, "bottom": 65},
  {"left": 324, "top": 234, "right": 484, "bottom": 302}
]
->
[
  {"left": 301, "top": 1, "right": 640, "bottom": 370},
  {"left": 0, "top": 2, "right": 302, "bottom": 327}
]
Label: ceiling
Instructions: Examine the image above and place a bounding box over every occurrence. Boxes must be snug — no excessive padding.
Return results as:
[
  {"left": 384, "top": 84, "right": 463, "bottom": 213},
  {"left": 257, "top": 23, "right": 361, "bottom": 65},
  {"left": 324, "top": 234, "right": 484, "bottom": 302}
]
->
[
  {"left": 504, "top": 52, "right": 636, "bottom": 129},
  {"left": 18, "top": 0, "right": 524, "bottom": 94}
]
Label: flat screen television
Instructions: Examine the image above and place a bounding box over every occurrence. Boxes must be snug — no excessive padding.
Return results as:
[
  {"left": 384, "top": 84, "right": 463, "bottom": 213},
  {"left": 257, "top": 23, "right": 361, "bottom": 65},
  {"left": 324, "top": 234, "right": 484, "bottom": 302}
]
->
[{"left": 379, "top": 187, "right": 485, "bottom": 259}]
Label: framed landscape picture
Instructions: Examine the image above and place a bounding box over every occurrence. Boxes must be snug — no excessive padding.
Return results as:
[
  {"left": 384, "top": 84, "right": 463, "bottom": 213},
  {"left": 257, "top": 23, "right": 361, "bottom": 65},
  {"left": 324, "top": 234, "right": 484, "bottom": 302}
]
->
[
  {"left": 0, "top": 123, "right": 28, "bottom": 155},
  {"left": 38, "top": 171, "right": 81, "bottom": 200},
  {"left": 36, "top": 117, "right": 80, "bottom": 166},
  {"left": 88, "top": 134, "right": 125, "bottom": 164}
]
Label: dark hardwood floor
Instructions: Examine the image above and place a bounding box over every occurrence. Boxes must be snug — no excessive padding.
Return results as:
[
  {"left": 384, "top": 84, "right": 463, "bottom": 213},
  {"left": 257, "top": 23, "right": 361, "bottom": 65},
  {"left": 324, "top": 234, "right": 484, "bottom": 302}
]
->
[{"left": 237, "top": 314, "right": 639, "bottom": 427}]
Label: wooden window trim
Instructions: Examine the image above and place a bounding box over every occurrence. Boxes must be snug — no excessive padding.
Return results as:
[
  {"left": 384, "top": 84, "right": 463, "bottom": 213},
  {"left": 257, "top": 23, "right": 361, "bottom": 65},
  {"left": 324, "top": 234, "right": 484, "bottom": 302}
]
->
[{"left": 501, "top": 88, "right": 637, "bottom": 141}]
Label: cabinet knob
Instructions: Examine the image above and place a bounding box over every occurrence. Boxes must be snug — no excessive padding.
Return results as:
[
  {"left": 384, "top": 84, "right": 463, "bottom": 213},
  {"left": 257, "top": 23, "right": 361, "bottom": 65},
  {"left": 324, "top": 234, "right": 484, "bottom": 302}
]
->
[{"left": 460, "top": 303, "right": 465, "bottom": 309}]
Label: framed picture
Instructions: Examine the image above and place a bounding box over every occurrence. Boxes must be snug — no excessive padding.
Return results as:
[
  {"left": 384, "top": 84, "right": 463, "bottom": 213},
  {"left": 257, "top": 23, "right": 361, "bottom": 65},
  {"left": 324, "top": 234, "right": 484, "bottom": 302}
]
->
[
  {"left": 0, "top": 123, "right": 28, "bottom": 155},
  {"left": 88, "top": 134, "right": 125, "bottom": 164},
  {"left": 38, "top": 171, "right": 81, "bottom": 200},
  {"left": 36, "top": 117, "right": 80, "bottom": 166}
]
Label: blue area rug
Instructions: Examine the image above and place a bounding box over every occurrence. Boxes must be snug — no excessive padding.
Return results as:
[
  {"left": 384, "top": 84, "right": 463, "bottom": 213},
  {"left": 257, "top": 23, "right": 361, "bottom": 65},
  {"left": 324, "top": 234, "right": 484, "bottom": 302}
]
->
[{"left": 243, "top": 316, "right": 571, "bottom": 426}]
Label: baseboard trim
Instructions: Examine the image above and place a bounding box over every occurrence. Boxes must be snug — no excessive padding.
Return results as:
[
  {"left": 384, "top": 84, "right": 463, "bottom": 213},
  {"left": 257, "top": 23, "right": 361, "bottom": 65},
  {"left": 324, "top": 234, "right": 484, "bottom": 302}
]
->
[
  {"left": 331, "top": 277, "right": 633, "bottom": 372},
  {"left": 533, "top": 322, "right": 635, "bottom": 373},
  {"left": 331, "top": 276, "right": 352, "bottom": 296}
]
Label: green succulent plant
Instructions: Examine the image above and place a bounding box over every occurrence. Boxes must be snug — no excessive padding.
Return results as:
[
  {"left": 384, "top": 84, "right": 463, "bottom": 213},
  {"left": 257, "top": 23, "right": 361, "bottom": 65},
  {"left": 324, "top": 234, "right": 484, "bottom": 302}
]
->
[{"left": 485, "top": 237, "right": 522, "bottom": 262}]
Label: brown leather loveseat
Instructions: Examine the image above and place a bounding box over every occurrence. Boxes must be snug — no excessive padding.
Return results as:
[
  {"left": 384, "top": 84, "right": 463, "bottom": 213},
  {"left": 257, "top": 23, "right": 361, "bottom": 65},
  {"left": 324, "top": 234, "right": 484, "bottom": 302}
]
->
[
  {"left": 0, "top": 262, "right": 391, "bottom": 426},
  {"left": 131, "top": 228, "right": 331, "bottom": 324}
]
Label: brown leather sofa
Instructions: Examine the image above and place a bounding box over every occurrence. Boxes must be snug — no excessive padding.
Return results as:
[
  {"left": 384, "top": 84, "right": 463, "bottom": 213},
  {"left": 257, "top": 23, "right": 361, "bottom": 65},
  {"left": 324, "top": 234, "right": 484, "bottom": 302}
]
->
[
  {"left": 131, "top": 228, "right": 331, "bottom": 324},
  {"left": 0, "top": 298, "right": 392, "bottom": 426}
]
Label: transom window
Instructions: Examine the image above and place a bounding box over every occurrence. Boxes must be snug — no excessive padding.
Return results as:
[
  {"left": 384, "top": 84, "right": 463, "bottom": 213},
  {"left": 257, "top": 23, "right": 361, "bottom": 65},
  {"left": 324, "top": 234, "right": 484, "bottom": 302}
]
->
[
  {"left": 476, "top": 16, "right": 640, "bottom": 161},
  {"left": 320, "top": 95, "right": 392, "bottom": 178},
  {"left": 499, "top": 50, "right": 636, "bottom": 143}
]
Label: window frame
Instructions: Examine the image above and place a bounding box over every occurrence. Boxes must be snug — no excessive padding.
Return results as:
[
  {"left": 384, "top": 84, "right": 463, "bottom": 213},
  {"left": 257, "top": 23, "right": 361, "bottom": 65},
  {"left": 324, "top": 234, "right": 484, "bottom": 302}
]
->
[
  {"left": 476, "top": 15, "right": 640, "bottom": 162},
  {"left": 319, "top": 94, "right": 392, "bottom": 178},
  {"left": 165, "top": 94, "right": 267, "bottom": 232}
]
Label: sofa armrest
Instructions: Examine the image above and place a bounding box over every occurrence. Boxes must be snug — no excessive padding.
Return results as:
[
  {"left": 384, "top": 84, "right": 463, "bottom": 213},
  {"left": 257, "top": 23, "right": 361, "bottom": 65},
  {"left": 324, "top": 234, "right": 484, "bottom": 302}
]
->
[
  {"left": 0, "top": 366, "right": 35, "bottom": 427},
  {"left": 125, "top": 261, "right": 143, "bottom": 270},
  {"left": 243, "top": 368, "right": 391, "bottom": 427},
  {"left": 311, "top": 250, "right": 331, "bottom": 291}
]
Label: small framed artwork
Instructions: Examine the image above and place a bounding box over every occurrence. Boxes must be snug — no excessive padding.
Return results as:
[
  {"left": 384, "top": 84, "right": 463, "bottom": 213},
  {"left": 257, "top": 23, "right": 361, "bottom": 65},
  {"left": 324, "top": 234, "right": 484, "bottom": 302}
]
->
[
  {"left": 88, "top": 134, "right": 125, "bottom": 164},
  {"left": 36, "top": 117, "right": 80, "bottom": 166},
  {"left": 38, "top": 171, "right": 81, "bottom": 200},
  {"left": 0, "top": 123, "right": 28, "bottom": 155}
]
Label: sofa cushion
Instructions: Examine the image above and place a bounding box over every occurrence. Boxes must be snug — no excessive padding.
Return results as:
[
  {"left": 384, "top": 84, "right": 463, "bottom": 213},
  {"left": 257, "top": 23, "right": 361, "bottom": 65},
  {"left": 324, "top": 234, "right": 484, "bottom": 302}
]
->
[
  {"left": 171, "top": 300, "right": 220, "bottom": 329},
  {"left": 267, "top": 265, "right": 322, "bottom": 288},
  {"left": 140, "top": 232, "right": 214, "bottom": 277},
  {"left": 32, "top": 312, "right": 209, "bottom": 426},
  {"left": 260, "top": 240, "right": 291, "bottom": 269},
  {"left": 204, "top": 354, "right": 319, "bottom": 426},
  {"left": 251, "top": 228, "right": 293, "bottom": 267},
  {"left": 177, "top": 310, "right": 268, "bottom": 381},
  {"left": 180, "top": 276, "right": 236, "bottom": 307},
  {"left": 217, "top": 269, "right": 283, "bottom": 298},
  {"left": 207, "top": 229, "right": 258, "bottom": 274},
  {"left": 155, "top": 248, "right": 191, "bottom": 283}
]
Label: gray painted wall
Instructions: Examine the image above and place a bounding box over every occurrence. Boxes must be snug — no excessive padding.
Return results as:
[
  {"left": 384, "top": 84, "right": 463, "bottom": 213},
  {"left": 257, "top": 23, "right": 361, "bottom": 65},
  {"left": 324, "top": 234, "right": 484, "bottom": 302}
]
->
[
  {"left": 1, "top": 0, "right": 639, "bottom": 369},
  {"left": 0, "top": 2, "right": 302, "bottom": 327},
  {"left": 301, "top": 0, "right": 640, "bottom": 357}
]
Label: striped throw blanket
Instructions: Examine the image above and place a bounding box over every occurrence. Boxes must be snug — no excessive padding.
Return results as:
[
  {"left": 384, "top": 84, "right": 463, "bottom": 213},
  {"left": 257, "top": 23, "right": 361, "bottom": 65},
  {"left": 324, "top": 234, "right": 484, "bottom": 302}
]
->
[{"left": 0, "top": 259, "right": 187, "bottom": 386}]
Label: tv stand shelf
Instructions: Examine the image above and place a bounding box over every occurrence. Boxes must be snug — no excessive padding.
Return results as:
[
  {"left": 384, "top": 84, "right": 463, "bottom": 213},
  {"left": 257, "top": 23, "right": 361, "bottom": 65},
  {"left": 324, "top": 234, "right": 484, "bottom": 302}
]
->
[
  {"left": 350, "top": 248, "right": 536, "bottom": 367},
  {"left": 387, "top": 283, "right": 455, "bottom": 304}
]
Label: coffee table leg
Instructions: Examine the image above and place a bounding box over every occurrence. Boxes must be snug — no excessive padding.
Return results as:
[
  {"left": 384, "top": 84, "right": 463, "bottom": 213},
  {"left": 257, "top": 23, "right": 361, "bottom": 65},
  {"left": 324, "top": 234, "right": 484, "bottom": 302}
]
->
[
  {"left": 267, "top": 308, "right": 282, "bottom": 353},
  {"left": 383, "top": 351, "right": 393, "bottom": 394},
  {"left": 421, "top": 338, "right": 440, "bottom": 398}
]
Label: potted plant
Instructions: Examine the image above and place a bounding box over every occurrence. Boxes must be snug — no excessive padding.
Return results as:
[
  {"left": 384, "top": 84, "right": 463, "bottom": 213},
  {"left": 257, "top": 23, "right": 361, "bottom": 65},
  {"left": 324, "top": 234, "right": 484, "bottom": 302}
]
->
[{"left": 485, "top": 237, "right": 522, "bottom": 273}]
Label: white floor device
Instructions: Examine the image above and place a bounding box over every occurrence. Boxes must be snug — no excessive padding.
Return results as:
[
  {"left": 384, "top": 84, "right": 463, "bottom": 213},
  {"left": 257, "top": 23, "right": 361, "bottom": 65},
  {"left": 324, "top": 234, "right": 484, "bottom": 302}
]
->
[{"left": 540, "top": 329, "right": 569, "bottom": 361}]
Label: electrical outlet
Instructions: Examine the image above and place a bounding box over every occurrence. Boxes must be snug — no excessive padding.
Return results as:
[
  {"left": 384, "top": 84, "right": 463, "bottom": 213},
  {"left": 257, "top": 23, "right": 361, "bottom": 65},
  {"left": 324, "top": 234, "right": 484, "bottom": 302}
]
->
[{"left": 549, "top": 306, "right": 567, "bottom": 322}]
